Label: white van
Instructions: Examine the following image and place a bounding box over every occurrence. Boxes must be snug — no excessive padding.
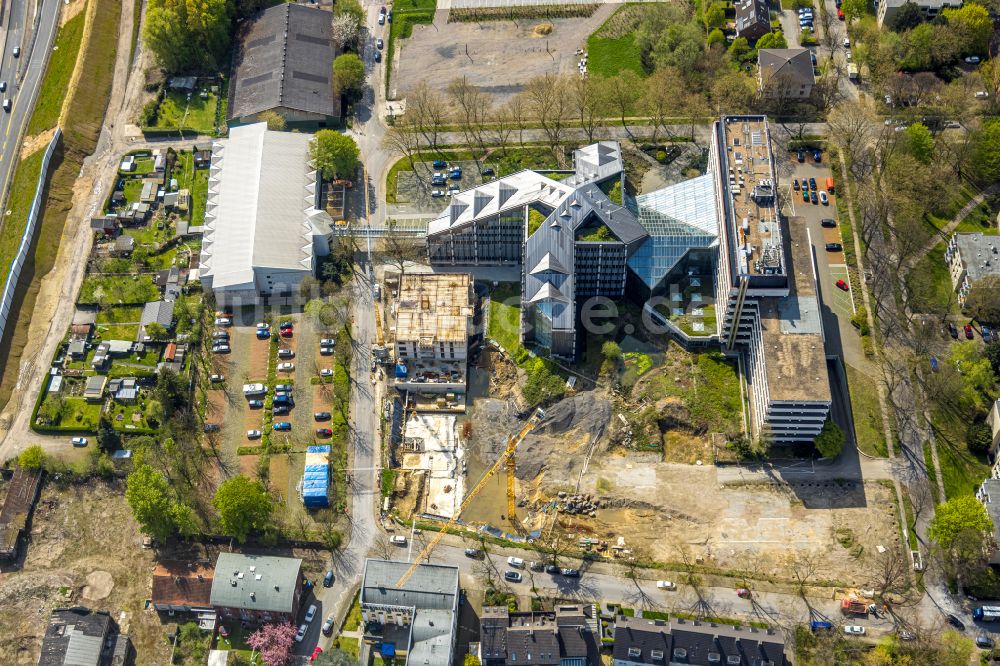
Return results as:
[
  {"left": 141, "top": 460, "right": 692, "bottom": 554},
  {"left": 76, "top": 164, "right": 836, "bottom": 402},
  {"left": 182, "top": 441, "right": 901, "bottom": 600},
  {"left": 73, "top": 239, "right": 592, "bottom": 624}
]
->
[
  {"left": 390, "top": 535, "right": 407, "bottom": 545},
  {"left": 507, "top": 556, "right": 525, "bottom": 569}
]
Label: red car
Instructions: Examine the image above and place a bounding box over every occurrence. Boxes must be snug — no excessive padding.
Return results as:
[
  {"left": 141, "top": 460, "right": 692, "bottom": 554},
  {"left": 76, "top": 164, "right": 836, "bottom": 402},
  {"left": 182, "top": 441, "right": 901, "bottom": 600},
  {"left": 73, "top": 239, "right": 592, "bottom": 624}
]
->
[
  {"left": 835, "top": 279, "right": 849, "bottom": 291},
  {"left": 280, "top": 328, "right": 293, "bottom": 338},
  {"left": 965, "top": 324, "right": 974, "bottom": 339},
  {"left": 310, "top": 646, "right": 324, "bottom": 662},
  {"left": 316, "top": 428, "right": 333, "bottom": 437},
  {"left": 737, "top": 588, "right": 752, "bottom": 599}
]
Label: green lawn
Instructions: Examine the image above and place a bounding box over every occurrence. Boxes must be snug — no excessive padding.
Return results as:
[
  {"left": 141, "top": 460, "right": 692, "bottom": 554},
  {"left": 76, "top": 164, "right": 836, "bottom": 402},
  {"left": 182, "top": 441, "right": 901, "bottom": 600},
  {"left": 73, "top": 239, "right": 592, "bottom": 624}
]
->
[
  {"left": 487, "top": 283, "right": 522, "bottom": 355},
  {"left": 96, "top": 306, "right": 144, "bottom": 324},
  {"left": 936, "top": 439, "right": 990, "bottom": 500},
  {"left": 906, "top": 242, "right": 959, "bottom": 315},
  {"left": 78, "top": 275, "right": 159, "bottom": 306},
  {"left": 586, "top": 4, "right": 646, "bottom": 78},
  {"left": 27, "top": 11, "right": 86, "bottom": 135},
  {"left": 845, "top": 364, "right": 888, "bottom": 457},
  {"left": 58, "top": 397, "right": 103, "bottom": 431},
  {"left": 171, "top": 152, "right": 210, "bottom": 224},
  {"left": 150, "top": 91, "right": 218, "bottom": 134},
  {"left": 121, "top": 178, "right": 143, "bottom": 207},
  {"left": 0, "top": 148, "right": 46, "bottom": 283},
  {"left": 94, "top": 323, "right": 140, "bottom": 340}
]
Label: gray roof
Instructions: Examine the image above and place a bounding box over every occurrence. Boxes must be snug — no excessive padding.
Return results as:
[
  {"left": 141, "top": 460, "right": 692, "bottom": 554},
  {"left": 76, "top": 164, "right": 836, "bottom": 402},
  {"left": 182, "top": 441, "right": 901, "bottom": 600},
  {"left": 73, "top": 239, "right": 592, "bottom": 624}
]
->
[
  {"left": 140, "top": 300, "right": 175, "bottom": 328},
  {"left": 951, "top": 232, "right": 1000, "bottom": 284},
  {"left": 758, "top": 48, "right": 815, "bottom": 89},
  {"left": 209, "top": 553, "right": 302, "bottom": 613},
  {"left": 229, "top": 3, "right": 338, "bottom": 120},
  {"left": 38, "top": 607, "right": 112, "bottom": 666},
  {"left": 612, "top": 616, "right": 786, "bottom": 666},
  {"left": 361, "top": 559, "right": 459, "bottom": 611},
  {"left": 735, "top": 0, "right": 770, "bottom": 34},
  {"left": 83, "top": 375, "right": 107, "bottom": 398}
]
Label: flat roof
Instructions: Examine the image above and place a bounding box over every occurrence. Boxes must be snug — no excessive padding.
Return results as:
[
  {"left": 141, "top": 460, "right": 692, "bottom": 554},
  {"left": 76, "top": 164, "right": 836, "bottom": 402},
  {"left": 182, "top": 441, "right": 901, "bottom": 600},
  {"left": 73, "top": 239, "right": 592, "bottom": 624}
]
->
[
  {"left": 758, "top": 217, "right": 831, "bottom": 403},
  {"left": 395, "top": 273, "right": 473, "bottom": 344},
  {"left": 719, "top": 116, "right": 785, "bottom": 279},
  {"left": 952, "top": 232, "right": 1000, "bottom": 283}
]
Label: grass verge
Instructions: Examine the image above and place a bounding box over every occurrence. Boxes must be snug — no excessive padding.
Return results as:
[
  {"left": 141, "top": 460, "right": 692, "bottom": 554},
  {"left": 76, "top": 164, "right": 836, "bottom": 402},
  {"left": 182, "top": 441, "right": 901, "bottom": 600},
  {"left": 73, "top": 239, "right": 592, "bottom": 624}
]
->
[
  {"left": 935, "top": 438, "right": 990, "bottom": 500},
  {"left": 26, "top": 11, "right": 86, "bottom": 136},
  {"left": 845, "top": 364, "right": 887, "bottom": 457},
  {"left": 923, "top": 442, "right": 940, "bottom": 504}
]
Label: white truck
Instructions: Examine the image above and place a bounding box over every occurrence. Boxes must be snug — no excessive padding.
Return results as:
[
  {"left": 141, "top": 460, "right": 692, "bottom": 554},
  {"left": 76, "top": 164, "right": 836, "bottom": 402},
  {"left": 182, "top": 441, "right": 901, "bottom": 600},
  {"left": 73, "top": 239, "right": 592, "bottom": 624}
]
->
[{"left": 848, "top": 63, "right": 859, "bottom": 82}]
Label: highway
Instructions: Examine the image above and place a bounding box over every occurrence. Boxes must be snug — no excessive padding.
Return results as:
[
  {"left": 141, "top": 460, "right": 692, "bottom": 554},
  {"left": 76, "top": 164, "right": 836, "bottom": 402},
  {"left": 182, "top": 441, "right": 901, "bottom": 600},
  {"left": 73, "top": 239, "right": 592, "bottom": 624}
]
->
[{"left": 0, "top": 0, "right": 61, "bottom": 220}]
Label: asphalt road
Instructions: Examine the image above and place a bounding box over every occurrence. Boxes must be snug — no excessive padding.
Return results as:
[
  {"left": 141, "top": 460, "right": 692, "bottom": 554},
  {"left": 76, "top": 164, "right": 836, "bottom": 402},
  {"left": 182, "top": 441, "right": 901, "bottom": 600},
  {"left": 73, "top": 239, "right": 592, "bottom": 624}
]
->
[{"left": 0, "top": 0, "right": 60, "bottom": 217}]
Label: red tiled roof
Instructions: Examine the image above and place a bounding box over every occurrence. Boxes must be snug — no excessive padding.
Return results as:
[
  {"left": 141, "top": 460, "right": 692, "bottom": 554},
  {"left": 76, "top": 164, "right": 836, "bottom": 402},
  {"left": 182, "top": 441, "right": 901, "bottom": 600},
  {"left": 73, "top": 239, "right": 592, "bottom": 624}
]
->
[{"left": 152, "top": 561, "right": 214, "bottom": 607}]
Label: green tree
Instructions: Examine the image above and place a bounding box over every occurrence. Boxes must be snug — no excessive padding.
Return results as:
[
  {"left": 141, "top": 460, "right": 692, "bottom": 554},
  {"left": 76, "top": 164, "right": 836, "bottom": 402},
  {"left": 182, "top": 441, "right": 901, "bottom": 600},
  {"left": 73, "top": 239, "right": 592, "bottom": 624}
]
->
[
  {"left": 964, "top": 275, "right": 1000, "bottom": 325},
  {"left": 97, "top": 417, "right": 121, "bottom": 452},
  {"left": 464, "top": 656, "right": 482, "bottom": 666},
  {"left": 601, "top": 341, "right": 623, "bottom": 363},
  {"left": 929, "top": 495, "right": 993, "bottom": 551},
  {"left": 904, "top": 122, "right": 934, "bottom": 163},
  {"left": 985, "top": 339, "right": 1000, "bottom": 375},
  {"left": 310, "top": 130, "right": 360, "bottom": 181},
  {"left": 332, "top": 53, "right": 366, "bottom": 96},
  {"left": 332, "top": 0, "right": 365, "bottom": 24},
  {"left": 259, "top": 110, "right": 286, "bottom": 131},
  {"left": 126, "top": 464, "right": 178, "bottom": 541},
  {"left": 312, "top": 649, "right": 357, "bottom": 666},
  {"left": 38, "top": 394, "right": 68, "bottom": 425},
  {"left": 146, "top": 399, "right": 166, "bottom": 428},
  {"left": 703, "top": 2, "right": 725, "bottom": 29},
  {"left": 18, "top": 445, "right": 46, "bottom": 470},
  {"left": 840, "top": 0, "right": 868, "bottom": 21},
  {"left": 888, "top": 1, "right": 925, "bottom": 30},
  {"left": 967, "top": 421, "right": 992, "bottom": 455},
  {"left": 651, "top": 21, "right": 706, "bottom": 75},
  {"left": 814, "top": 419, "right": 845, "bottom": 459},
  {"left": 728, "top": 37, "right": 753, "bottom": 64},
  {"left": 755, "top": 32, "right": 788, "bottom": 50},
  {"left": 707, "top": 28, "right": 726, "bottom": 48},
  {"left": 154, "top": 368, "right": 188, "bottom": 414},
  {"left": 972, "top": 119, "right": 1000, "bottom": 182},
  {"left": 213, "top": 475, "right": 273, "bottom": 543},
  {"left": 144, "top": 322, "right": 169, "bottom": 340},
  {"left": 143, "top": 0, "right": 233, "bottom": 73},
  {"left": 944, "top": 4, "right": 992, "bottom": 55}
]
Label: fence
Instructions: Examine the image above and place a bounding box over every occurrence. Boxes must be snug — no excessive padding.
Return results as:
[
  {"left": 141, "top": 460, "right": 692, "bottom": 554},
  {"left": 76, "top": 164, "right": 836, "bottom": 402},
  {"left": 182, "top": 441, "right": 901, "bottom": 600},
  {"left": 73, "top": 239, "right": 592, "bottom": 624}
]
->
[{"left": 0, "top": 127, "right": 62, "bottom": 343}]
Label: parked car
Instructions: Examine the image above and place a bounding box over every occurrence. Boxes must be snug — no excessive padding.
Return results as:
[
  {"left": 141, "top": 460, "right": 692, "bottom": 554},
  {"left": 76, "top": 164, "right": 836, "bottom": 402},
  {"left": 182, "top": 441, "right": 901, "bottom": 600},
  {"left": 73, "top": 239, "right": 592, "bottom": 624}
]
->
[
  {"left": 965, "top": 324, "right": 975, "bottom": 339},
  {"left": 736, "top": 588, "right": 752, "bottom": 599},
  {"left": 273, "top": 405, "right": 291, "bottom": 416},
  {"left": 844, "top": 625, "right": 866, "bottom": 635},
  {"left": 808, "top": 177, "right": 817, "bottom": 190},
  {"left": 561, "top": 568, "right": 580, "bottom": 578},
  {"left": 431, "top": 190, "right": 446, "bottom": 198},
  {"left": 975, "top": 91, "right": 990, "bottom": 99},
  {"left": 983, "top": 326, "right": 993, "bottom": 343},
  {"left": 387, "top": 9, "right": 392, "bottom": 21},
  {"left": 275, "top": 384, "right": 293, "bottom": 392},
  {"left": 826, "top": 243, "right": 843, "bottom": 251},
  {"left": 274, "top": 422, "right": 292, "bottom": 431},
  {"left": 801, "top": 177, "right": 809, "bottom": 190},
  {"left": 390, "top": 535, "right": 407, "bottom": 545},
  {"left": 374, "top": 50, "right": 381, "bottom": 63},
  {"left": 507, "top": 557, "right": 525, "bottom": 568},
  {"left": 810, "top": 191, "right": 818, "bottom": 205},
  {"left": 278, "top": 348, "right": 295, "bottom": 359},
  {"left": 320, "top": 338, "right": 336, "bottom": 346},
  {"left": 947, "top": 614, "right": 966, "bottom": 630},
  {"left": 279, "top": 321, "right": 294, "bottom": 330},
  {"left": 796, "top": 150, "right": 805, "bottom": 162},
  {"left": 376, "top": 37, "right": 384, "bottom": 49},
  {"left": 278, "top": 362, "right": 295, "bottom": 371},
  {"left": 315, "top": 412, "right": 331, "bottom": 421},
  {"left": 843, "top": 37, "right": 850, "bottom": 47},
  {"left": 310, "top": 646, "right": 324, "bottom": 663},
  {"left": 304, "top": 604, "right": 317, "bottom": 623},
  {"left": 966, "top": 56, "right": 982, "bottom": 64},
  {"left": 821, "top": 218, "right": 837, "bottom": 228},
  {"left": 214, "top": 317, "right": 232, "bottom": 326},
  {"left": 71, "top": 437, "right": 88, "bottom": 447},
  {"left": 482, "top": 167, "right": 495, "bottom": 176},
  {"left": 316, "top": 428, "right": 333, "bottom": 437},
  {"left": 320, "top": 368, "right": 334, "bottom": 377},
  {"left": 0, "top": 81, "right": 6, "bottom": 93},
  {"left": 819, "top": 191, "right": 829, "bottom": 205},
  {"left": 322, "top": 615, "right": 335, "bottom": 635},
  {"left": 203, "top": 424, "right": 220, "bottom": 433},
  {"left": 295, "top": 624, "right": 307, "bottom": 642},
  {"left": 280, "top": 330, "right": 293, "bottom": 339},
  {"left": 811, "top": 621, "right": 833, "bottom": 632},
  {"left": 656, "top": 580, "right": 676, "bottom": 590},
  {"left": 247, "top": 430, "right": 262, "bottom": 439},
  {"left": 449, "top": 167, "right": 462, "bottom": 179},
  {"left": 432, "top": 160, "right": 448, "bottom": 169},
  {"left": 256, "top": 328, "right": 270, "bottom": 339},
  {"left": 977, "top": 635, "right": 995, "bottom": 649},
  {"left": 212, "top": 343, "right": 231, "bottom": 353},
  {"left": 793, "top": 179, "right": 800, "bottom": 191},
  {"left": 545, "top": 564, "right": 560, "bottom": 574},
  {"left": 813, "top": 149, "right": 822, "bottom": 162},
  {"left": 835, "top": 279, "right": 849, "bottom": 291},
  {"left": 378, "top": 8, "right": 385, "bottom": 23},
  {"left": 212, "top": 331, "right": 229, "bottom": 340},
  {"left": 210, "top": 374, "right": 225, "bottom": 382},
  {"left": 248, "top": 400, "right": 264, "bottom": 409},
  {"left": 464, "top": 548, "right": 483, "bottom": 558},
  {"left": 504, "top": 570, "right": 523, "bottom": 583},
  {"left": 802, "top": 189, "right": 810, "bottom": 202},
  {"left": 256, "top": 322, "right": 270, "bottom": 330}
]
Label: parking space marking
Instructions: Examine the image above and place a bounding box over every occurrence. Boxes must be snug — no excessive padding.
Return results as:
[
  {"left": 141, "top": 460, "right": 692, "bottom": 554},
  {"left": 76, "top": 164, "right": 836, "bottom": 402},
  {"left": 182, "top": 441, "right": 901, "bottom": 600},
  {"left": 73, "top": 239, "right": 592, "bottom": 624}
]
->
[{"left": 827, "top": 265, "right": 856, "bottom": 316}]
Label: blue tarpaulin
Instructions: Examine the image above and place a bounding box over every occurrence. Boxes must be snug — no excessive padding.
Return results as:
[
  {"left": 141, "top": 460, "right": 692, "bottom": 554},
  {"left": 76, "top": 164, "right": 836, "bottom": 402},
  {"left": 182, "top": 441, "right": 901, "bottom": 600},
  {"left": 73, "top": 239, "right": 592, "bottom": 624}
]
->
[{"left": 303, "top": 445, "right": 330, "bottom": 508}]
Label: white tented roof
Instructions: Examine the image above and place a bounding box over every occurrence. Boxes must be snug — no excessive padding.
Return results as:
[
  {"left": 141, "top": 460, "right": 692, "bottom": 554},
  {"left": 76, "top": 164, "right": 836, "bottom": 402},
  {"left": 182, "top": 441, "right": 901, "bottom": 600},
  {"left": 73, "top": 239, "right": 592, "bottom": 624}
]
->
[{"left": 201, "top": 123, "right": 317, "bottom": 289}]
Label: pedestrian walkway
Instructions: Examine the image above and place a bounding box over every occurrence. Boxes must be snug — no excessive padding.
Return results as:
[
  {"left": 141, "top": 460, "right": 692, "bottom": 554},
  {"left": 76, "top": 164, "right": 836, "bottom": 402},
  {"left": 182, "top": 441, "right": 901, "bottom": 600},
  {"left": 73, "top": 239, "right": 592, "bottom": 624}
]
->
[{"left": 905, "top": 184, "right": 1000, "bottom": 276}]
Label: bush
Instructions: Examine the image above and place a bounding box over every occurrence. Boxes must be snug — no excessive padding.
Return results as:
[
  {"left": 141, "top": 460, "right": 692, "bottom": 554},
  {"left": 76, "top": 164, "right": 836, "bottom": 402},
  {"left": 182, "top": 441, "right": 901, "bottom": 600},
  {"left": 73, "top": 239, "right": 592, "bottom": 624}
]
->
[
  {"left": 655, "top": 150, "right": 667, "bottom": 162},
  {"left": 851, "top": 306, "right": 870, "bottom": 336},
  {"left": 968, "top": 421, "right": 992, "bottom": 455},
  {"left": 814, "top": 419, "right": 845, "bottom": 459},
  {"left": 18, "top": 445, "right": 46, "bottom": 470}
]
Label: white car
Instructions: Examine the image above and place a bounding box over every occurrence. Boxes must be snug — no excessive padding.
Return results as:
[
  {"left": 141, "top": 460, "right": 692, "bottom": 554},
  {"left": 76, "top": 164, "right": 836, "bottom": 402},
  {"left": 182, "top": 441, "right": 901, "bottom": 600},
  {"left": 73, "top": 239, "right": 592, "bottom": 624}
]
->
[
  {"left": 320, "top": 368, "right": 333, "bottom": 377},
  {"left": 656, "top": 580, "right": 676, "bottom": 590},
  {"left": 278, "top": 362, "right": 295, "bottom": 371},
  {"left": 247, "top": 430, "right": 262, "bottom": 440},
  {"left": 214, "top": 317, "right": 232, "bottom": 327},
  {"left": 431, "top": 189, "right": 446, "bottom": 198},
  {"left": 975, "top": 91, "right": 990, "bottom": 99},
  {"left": 507, "top": 556, "right": 525, "bottom": 569},
  {"left": 842, "top": 37, "right": 850, "bottom": 48},
  {"left": 304, "top": 604, "right": 317, "bottom": 623},
  {"left": 966, "top": 55, "right": 981, "bottom": 64},
  {"left": 210, "top": 374, "right": 225, "bottom": 382},
  {"left": 320, "top": 338, "right": 335, "bottom": 346},
  {"left": 256, "top": 322, "right": 270, "bottom": 329},
  {"left": 294, "top": 624, "right": 307, "bottom": 642},
  {"left": 319, "top": 346, "right": 334, "bottom": 355},
  {"left": 819, "top": 191, "right": 829, "bottom": 205},
  {"left": 844, "top": 625, "right": 866, "bottom": 635},
  {"left": 70, "top": 437, "right": 88, "bottom": 447}
]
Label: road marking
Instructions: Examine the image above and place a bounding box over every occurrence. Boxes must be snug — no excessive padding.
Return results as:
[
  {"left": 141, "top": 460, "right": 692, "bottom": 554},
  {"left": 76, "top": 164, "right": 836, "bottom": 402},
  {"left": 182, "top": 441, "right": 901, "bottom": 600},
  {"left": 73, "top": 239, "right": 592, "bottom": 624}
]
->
[{"left": 788, "top": 185, "right": 797, "bottom": 217}]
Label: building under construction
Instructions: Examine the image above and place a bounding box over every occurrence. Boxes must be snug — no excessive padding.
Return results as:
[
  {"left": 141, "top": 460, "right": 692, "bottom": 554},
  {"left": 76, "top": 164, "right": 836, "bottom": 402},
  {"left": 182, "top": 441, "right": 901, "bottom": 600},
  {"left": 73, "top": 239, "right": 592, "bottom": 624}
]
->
[{"left": 394, "top": 273, "right": 474, "bottom": 364}]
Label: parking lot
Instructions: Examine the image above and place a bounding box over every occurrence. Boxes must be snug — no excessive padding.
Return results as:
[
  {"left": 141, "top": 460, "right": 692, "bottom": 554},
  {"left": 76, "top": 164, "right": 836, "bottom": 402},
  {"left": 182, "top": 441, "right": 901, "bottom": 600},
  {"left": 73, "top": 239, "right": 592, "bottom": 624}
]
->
[
  {"left": 392, "top": 7, "right": 615, "bottom": 101},
  {"left": 394, "top": 159, "right": 501, "bottom": 215}
]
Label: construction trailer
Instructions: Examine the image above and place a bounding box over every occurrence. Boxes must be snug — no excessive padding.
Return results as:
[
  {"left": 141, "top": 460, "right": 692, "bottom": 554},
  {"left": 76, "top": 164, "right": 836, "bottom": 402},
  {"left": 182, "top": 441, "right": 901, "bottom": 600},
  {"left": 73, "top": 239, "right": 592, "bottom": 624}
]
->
[{"left": 303, "top": 445, "right": 331, "bottom": 508}]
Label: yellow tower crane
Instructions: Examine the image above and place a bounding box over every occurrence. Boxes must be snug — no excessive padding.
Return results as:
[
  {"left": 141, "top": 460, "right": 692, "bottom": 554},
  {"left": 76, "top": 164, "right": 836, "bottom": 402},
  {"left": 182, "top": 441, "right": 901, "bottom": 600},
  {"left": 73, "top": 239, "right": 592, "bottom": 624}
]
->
[{"left": 394, "top": 408, "right": 545, "bottom": 588}]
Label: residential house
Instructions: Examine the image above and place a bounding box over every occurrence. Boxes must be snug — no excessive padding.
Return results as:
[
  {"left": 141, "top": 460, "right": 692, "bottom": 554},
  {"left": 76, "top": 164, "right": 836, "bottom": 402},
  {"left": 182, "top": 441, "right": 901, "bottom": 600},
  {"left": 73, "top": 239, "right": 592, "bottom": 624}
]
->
[
  {"left": 758, "top": 48, "right": 815, "bottom": 99},
  {"left": 611, "top": 616, "right": 786, "bottom": 666},
  {"left": 977, "top": 475, "right": 1000, "bottom": 565},
  {"left": 114, "top": 235, "right": 136, "bottom": 257},
  {"left": 90, "top": 216, "right": 119, "bottom": 235},
  {"left": 139, "top": 300, "right": 175, "bottom": 340},
  {"left": 48, "top": 372, "right": 64, "bottom": 394},
  {"left": 227, "top": 4, "right": 339, "bottom": 126},
  {"left": 193, "top": 144, "right": 213, "bottom": 168},
  {"left": 154, "top": 266, "right": 183, "bottom": 301},
  {"left": 109, "top": 377, "right": 139, "bottom": 403},
  {"left": 152, "top": 560, "right": 215, "bottom": 615},
  {"left": 153, "top": 150, "right": 166, "bottom": 173},
  {"left": 877, "top": 0, "right": 962, "bottom": 26},
  {"left": 735, "top": 0, "right": 771, "bottom": 41},
  {"left": 945, "top": 232, "right": 1000, "bottom": 307},
  {"left": 361, "top": 559, "right": 460, "bottom": 665},
  {"left": 92, "top": 340, "right": 132, "bottom": 370},
  {"left": 38, "top": 607, "right": 133, "bottom": 666},
  {"left": 209, "top": 553, "right": 304, "bottom": 625},
  {"left": 67, "top": 339, "right": 87, "bottom": 360},
  {"left": 83, "top": 375, "right": 108, "bottom": 401},
  {"left": 479, "top": 605, "right": 600, "bottom": 666}
]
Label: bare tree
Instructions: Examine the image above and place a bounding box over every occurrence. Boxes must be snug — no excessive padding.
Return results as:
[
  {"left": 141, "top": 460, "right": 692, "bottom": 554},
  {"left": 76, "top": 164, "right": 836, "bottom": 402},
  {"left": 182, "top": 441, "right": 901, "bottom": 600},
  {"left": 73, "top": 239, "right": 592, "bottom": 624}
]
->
[
  {"left": 642, "top": 67, "right": 685, "bottom": 145},
  {"left": 568, "top": 75, "right": 605, "bottom": 143},
  {"left": 406, "top": 81, "right": 450, "bottom": 149},
  {"left": 447, "top": 76, "right": 491, "bottom": 155},
  {"left": 868, "top": 548, "right": 911, "bottom": 601},
  {"left": 787, "top": 551, "right": 822, "bottom": 598},
  {"left": 827, "top": 100, "right": 877, "bottom": 179},
  {"left": 382, "top": 121, "right": 422, "bottom": 165},
  {"left": 524, "top": 74, "right": 572, "bottom": 160},
  {"left": 604, "top": 71, "right": 643, "bottom": 139},
  {"left": 490, "top": 102, "right": 516, "bottom": 155},
  {"left": 507, "top": 94, "right": 528, "bottom": 148},
  {"left": 377, "top": 225, "right": 424, "bottom": 291},
  {"left": 373, "top": 533, "right": 394, "bottom": 560}
]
